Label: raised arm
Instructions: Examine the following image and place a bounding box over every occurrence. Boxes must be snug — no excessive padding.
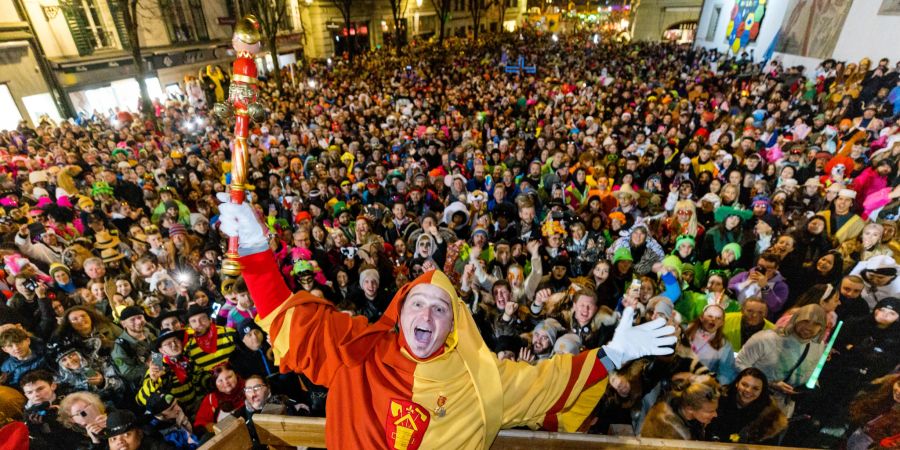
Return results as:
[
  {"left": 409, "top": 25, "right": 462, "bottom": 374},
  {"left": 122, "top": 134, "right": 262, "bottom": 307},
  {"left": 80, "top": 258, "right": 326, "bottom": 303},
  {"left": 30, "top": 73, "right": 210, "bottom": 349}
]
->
[{"left": 219, "top": 194, "right": 369, "bottom": 386}]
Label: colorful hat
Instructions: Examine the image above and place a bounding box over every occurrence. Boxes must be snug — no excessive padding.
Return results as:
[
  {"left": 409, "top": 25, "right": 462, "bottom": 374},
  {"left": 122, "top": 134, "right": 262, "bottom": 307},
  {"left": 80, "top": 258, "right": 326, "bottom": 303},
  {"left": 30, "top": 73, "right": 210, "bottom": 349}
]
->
[
  {"left": 722, "top": 242, "right": 742, "bottom": 260},
  {"left": 714, "top": 205, "right": 753, "bottom": 223}
]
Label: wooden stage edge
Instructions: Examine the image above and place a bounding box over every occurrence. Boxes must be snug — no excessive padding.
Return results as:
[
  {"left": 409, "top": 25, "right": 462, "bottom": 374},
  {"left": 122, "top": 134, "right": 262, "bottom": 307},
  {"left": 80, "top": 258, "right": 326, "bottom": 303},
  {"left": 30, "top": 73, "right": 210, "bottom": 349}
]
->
[{"left": 199, "top": 415, "right": 813, "bottom": 450}]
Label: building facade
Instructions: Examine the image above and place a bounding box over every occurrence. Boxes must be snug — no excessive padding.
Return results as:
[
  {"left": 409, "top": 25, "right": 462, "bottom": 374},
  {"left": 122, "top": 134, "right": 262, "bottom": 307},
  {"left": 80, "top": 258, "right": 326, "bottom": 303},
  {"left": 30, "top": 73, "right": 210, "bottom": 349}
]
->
[
  {"left": 0, "top": 0, "right": 527, "bottom": 128},
  {"left": 630, "top": 0, "right": 701, "bottom": 43},
  {"left": 298, "top": 0, "right": 527, "bottom": 60},
  {"left": 0, "top": 0, "right": 305, "bottom": 127},
  {"left": 695, "top": 0, "right": 900, "bottom": 73}
]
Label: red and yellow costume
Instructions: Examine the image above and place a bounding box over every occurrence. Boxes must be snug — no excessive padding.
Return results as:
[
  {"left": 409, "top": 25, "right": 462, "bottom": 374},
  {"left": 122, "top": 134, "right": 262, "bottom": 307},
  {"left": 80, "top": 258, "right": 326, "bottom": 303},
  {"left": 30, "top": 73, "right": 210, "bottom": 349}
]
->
[{"left": 241, "top": 250, "right": 612, "bottom": 449}]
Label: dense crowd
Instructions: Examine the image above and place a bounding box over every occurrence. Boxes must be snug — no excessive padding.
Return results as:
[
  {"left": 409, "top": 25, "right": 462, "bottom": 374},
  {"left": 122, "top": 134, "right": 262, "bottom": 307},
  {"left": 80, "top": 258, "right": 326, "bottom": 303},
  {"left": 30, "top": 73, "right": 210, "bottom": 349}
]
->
[{"left": 0, "top": 28, "right": 899, "bottom": 449}]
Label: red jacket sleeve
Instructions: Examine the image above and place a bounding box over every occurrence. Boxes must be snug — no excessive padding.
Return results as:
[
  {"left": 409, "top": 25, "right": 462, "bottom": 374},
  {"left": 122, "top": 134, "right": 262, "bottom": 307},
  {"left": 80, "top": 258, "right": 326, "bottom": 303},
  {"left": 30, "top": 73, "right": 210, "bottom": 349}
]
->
[
  {"left": 241, "top": 250, "right": 371, "bottom": 387},
  {"left": 239, "top": 251, "right": 293, "bottom": 318},
  {"left": 193, "top": 394, "right": 216, "bottom": 430}
]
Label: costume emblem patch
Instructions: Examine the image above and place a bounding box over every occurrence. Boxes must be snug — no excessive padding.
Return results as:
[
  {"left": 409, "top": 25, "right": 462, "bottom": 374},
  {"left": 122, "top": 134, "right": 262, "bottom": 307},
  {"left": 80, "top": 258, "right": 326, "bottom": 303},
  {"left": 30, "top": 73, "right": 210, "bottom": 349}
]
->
[{"left": 385, "top": 398, "right": 431, "bottom": 450}]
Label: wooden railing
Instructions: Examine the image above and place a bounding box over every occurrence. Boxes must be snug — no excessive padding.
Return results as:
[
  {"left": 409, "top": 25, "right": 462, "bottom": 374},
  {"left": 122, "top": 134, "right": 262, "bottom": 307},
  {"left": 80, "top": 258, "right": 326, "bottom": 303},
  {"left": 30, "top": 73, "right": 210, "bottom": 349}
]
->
[{"left": 200, "top": 415, "right": 811, "bottom": 449}]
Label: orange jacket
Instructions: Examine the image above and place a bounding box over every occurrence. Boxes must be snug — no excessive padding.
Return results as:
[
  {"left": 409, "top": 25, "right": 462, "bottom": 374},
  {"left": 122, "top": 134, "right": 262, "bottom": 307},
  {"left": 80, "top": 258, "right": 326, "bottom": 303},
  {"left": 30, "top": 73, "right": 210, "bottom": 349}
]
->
[{"left": 242, "top": 251, "right": 611, "bottom": 449}]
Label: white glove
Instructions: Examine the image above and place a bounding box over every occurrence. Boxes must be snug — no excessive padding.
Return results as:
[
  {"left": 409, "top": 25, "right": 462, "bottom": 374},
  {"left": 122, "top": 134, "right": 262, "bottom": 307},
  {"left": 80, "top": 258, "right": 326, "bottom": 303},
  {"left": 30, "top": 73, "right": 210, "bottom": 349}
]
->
[
  {"left": 602, "top": 307, "right": 676, "bottom": 369},
  {"left": 216, "top": 192, "right": 268, "bottom": 253}
]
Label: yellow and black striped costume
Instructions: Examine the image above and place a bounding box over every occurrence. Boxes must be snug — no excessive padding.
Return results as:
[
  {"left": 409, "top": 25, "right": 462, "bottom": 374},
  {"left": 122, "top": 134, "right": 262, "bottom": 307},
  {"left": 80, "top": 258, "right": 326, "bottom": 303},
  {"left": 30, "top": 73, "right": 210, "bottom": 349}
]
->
[
  {"left": 184, "top": 325, "right": 238, "bottom": 372},
  {"left": 135, "top": 365, "right": 207, "bottom": 412}
]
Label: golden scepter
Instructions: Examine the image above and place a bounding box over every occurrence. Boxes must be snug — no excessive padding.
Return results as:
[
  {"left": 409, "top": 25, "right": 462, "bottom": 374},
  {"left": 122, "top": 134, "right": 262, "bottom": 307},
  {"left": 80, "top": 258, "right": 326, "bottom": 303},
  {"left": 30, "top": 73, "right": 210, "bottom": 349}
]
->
[{"left": 214, "top": 15, "right": 267, "bottom": 276}]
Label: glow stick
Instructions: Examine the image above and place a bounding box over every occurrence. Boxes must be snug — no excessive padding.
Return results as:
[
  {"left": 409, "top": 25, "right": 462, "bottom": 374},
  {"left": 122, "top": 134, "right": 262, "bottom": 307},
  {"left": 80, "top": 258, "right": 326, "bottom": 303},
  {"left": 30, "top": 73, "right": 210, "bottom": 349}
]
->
[{"left": 805, "top": 320, "right": 843, "bottom": 390}]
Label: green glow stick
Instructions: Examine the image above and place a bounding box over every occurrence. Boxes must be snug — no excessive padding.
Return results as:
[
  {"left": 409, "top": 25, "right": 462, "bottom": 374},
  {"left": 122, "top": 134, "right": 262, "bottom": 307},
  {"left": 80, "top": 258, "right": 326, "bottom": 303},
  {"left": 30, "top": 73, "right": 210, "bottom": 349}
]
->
[{"left": 805, "top": 320, "right": 843, "bottom": 390}]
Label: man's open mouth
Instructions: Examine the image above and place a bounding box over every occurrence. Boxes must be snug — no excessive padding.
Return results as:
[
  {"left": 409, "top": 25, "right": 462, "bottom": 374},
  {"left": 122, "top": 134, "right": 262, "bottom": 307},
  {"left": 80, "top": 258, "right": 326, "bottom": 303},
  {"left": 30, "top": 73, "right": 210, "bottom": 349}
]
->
[{"left": 414, "top": 327, "right": 432, "bottom": 343}]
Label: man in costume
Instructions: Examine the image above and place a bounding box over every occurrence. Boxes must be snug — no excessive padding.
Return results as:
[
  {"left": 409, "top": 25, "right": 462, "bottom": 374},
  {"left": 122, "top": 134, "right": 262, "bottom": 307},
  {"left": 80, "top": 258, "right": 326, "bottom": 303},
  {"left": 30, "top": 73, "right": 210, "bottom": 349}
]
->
[
  {"left": 218, "top": 194, "right": 676, "bottom": 449},
  {"left": 818, "top": 188, "right": 864, "bottom": 244}
]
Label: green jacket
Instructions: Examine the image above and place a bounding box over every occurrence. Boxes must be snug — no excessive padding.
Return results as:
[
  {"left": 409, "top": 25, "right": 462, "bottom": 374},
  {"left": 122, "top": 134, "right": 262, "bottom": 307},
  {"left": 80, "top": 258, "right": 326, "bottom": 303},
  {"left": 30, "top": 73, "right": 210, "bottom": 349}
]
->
[
  {"left": 676, "top": 291, "right": 740, "bottom": 324},
  {"left": 722, "top": 312, "right": 774, "bottom": 352}
]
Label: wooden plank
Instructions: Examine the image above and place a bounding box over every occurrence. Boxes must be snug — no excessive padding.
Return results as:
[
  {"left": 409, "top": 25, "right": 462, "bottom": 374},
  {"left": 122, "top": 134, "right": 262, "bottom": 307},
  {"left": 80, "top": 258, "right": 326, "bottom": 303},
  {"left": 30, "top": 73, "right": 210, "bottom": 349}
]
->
[
  {"left": 492, "top": 429, "right": 810, "bottom": 449},
  {"left": 252, "top": 415, "right": 328, "bottom": 448},
  {"left": 248, "top": 415, "right": 812, "bottom": 450},
  {"left": 199, "top": 417, "right": 252, "bottom": 450}
]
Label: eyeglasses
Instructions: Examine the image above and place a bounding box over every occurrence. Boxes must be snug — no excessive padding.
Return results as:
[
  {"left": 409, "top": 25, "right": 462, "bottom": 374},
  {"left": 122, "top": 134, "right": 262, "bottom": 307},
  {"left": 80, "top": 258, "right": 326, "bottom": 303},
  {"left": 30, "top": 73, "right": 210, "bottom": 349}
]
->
[{"left": 244, "top": 385, "right": 266, "bottom": 393}]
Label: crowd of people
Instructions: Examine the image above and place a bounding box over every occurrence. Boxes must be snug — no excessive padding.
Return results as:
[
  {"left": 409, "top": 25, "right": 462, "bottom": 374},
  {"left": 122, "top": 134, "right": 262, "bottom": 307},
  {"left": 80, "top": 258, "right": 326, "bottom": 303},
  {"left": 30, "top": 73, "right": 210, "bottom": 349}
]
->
[{"left": 0, "top": 26, "right": 899, "bottom": 449}]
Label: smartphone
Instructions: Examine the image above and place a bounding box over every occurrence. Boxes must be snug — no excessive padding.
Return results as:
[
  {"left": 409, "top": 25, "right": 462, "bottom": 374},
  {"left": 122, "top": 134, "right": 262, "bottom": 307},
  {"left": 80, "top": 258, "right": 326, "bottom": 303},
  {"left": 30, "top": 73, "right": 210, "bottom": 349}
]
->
[
  {"left": 629, "top": 279, "right": 642, "bottom": 296},
  {"left": 79, "top": 403, "right": 100, "bottom": 423}
]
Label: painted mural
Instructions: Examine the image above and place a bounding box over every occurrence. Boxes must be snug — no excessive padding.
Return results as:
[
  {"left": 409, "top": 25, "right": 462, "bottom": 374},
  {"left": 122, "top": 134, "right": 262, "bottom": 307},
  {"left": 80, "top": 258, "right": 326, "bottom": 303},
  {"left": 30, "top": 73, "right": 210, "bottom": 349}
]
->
[
  {"left": 774, "top": 0, "right": 855, "bottom": 59},
  {"left": 726, "top": 0, "right": 767, "bottom": 53}
]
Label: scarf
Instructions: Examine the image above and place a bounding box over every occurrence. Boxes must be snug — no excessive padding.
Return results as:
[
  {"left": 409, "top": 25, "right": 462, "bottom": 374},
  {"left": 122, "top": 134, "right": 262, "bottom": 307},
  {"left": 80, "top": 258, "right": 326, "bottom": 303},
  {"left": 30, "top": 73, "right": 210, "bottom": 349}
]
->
[
  {"left": 194, "top": 325, "right": 219, "bottom": 354},
  {"left": 213, "top": 377, "right": 245, "bottom": 412},
  {"left": 163, "top": 355, "right": 191, "bottom": 384},
  {"left": 57, "top": 281, "right": 76, "bottom": 294}
]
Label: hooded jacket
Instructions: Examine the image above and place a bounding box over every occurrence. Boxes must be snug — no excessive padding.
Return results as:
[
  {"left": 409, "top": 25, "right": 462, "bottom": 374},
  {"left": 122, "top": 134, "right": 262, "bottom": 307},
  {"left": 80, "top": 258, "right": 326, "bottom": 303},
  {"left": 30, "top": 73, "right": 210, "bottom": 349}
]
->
[{"left": 243, "top": 250, "right": 612, "bottom": 449}]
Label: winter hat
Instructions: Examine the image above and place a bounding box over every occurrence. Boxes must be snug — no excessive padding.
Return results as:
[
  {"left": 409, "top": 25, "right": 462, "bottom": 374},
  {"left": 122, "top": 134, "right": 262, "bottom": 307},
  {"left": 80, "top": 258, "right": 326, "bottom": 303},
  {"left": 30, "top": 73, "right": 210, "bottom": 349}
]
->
[
  {"left": 661, "top": 255, "right": 684, "bottom": 278},
  {"left": 119, "top": 305, "right": 144, "bottom": 323},
  {"left": 612, "top": 247, "right": 633, "bottom": 264},
  {"left": 722, "top": 243, "right": 742, "bottom": 261},
  {"left": 649, "top": 296, "right": 674, "bottom": 319},
  {"left": 698, "top": 193, "right": 721, "bottom": 208},
  {"left": 359, "top": 267, "right": 380, "bottom": 286},
  {"left": 237, "top": 321, "right": 264, "bottom": 340},
  {"left": 168, "top": 223, "right": 187, "bottom": 237},
  {"left": 533, "top": 319, "right": 562, "bottom": 345},
  {"left": 552, "top": 333, "right": 582, "bottom": 355},
  {"left": 874, "top": 297, "right": 899, "bottom": 314}
]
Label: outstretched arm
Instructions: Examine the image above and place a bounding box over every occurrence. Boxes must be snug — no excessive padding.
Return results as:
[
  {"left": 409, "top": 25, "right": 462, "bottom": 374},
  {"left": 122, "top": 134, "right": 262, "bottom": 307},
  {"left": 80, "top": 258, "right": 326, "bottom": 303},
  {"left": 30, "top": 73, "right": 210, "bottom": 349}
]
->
[
  {"left": 219, "top": 194, "right": 369, "bottom": 386},
  {"left": 500, "top": 308, "right": 675, "bottom": 432}
]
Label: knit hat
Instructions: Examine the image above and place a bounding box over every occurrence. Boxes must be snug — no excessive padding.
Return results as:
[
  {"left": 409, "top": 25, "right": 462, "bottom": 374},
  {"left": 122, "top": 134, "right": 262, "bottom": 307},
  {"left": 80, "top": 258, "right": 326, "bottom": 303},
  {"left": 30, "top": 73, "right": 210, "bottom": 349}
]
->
[
  {"left": 874, "top": 297, "right": 899, "bottom": 313},
  {"left": 661, "top": 255, "right": 683, "bottom": 278},
  {"left": 237, "top": 321, "right": 264, "bottom": 340},
  {"left": 553, "top": 333, "right": 582, "bottom": 355},
  {"left": 168, "top": 223, "right": 187, "bottom": 237},
  {"left": 722, "top": 243, "right": 742, "bottom": 260},
  {"left": 359, "top": 267, "right": 380, "bottom": 286},
  {"left": 612, "top": 247, "right": 633, "bottom": 264},
  {"left": 119, "top": 305, "right": 144, "bottom": 323},
  {"left": 698, "top": 193, "right": 721, "bottom": 208},
  {"left": 533, "top": 319, "right": 562, "bottom": 345},
  {"left": 649, "top": 296, "right": 674, "bottom": 319}
]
